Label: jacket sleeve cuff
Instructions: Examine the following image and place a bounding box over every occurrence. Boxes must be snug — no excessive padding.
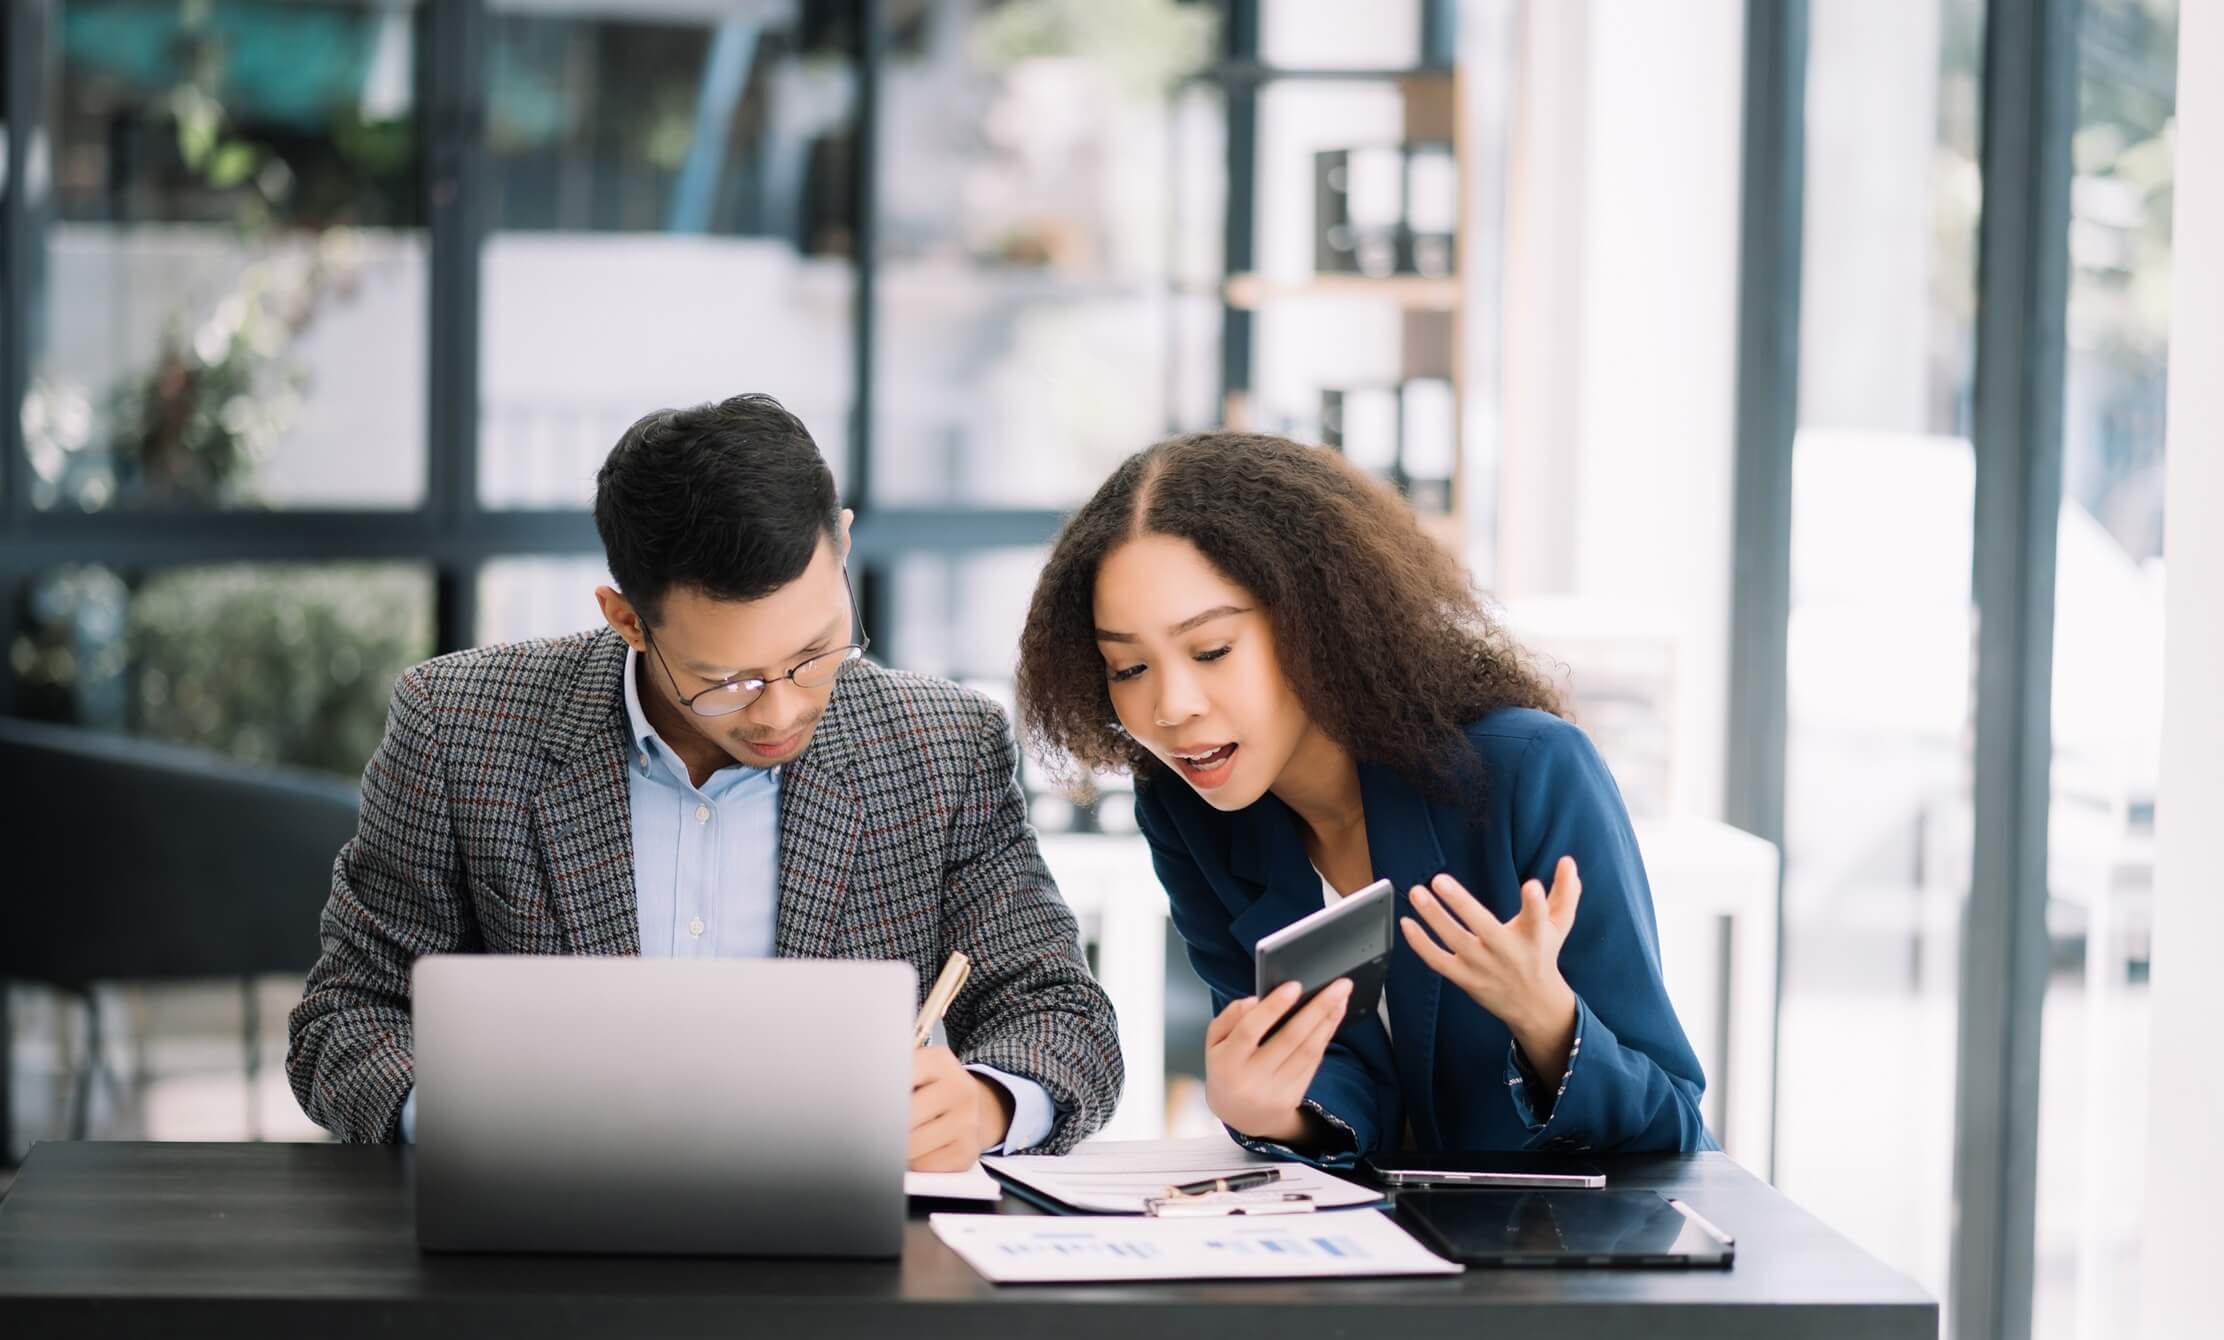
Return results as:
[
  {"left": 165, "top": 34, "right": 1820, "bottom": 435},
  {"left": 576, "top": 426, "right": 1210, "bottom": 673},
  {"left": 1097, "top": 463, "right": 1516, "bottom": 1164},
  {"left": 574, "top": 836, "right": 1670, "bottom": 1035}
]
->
[
  {"left": 968, "top": 1064, "right": 1058, "bottom": 1154},
  {"left": 1504, "top": 992, "right": 1595, "bottom": 1143},
  {"left": 1229, "top": 1097, "right": 1364, "bottom": 1168}
]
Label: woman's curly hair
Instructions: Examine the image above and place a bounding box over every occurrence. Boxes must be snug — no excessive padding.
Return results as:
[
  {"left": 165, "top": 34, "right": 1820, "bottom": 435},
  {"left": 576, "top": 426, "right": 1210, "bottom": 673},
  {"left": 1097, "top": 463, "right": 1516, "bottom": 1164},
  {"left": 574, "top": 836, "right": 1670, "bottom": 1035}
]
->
[{"left": 1016, "top": 431, "right": 1567, "bottom": 802}]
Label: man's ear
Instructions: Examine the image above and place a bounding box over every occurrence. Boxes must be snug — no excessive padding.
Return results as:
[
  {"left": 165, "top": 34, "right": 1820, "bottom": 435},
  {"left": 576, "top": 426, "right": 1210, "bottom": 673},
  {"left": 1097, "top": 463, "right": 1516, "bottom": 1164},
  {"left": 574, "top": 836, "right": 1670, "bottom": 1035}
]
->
[
  {"left": 836, "top": 508, "right": 855, "bottom": 562},
  {"left": 594, "top": 585, "right": 647, "bottom": 652}
]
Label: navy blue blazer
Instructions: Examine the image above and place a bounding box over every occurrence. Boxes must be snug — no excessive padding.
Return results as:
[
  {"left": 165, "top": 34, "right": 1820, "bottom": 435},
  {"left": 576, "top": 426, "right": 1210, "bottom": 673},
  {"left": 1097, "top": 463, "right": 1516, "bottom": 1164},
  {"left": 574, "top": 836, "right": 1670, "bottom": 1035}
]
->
[{"left": 1135, "top": 708, "right": 1714, "bottom": 1157}]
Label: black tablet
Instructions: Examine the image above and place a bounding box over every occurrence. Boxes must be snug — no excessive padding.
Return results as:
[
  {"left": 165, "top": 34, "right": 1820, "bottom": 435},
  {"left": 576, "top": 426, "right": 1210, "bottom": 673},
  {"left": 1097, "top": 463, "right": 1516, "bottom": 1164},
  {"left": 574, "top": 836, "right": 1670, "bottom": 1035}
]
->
[
  {"left": 1393, "top": 1189, "right": 1736, "bottom": 1268},
  {"left": 1361, "top": 1150, "right": 1608, "bottom": 1189},
  {"left": 1254, "top": 876, "right": 1394, "bottom": 1034}
]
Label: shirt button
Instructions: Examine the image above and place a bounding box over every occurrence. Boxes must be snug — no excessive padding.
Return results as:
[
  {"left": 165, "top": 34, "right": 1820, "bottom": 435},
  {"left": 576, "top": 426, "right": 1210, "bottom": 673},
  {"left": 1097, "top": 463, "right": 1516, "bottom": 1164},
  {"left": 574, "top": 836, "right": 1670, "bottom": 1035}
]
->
[
  {"left": 638, "top": 751, "right": 649, "bottom": 768},
  {"left": 688, "top": 917, "right": 705, "bottom": 938},
  {"left": 694, "top": 804, "right": 710, "bottom": 823}
]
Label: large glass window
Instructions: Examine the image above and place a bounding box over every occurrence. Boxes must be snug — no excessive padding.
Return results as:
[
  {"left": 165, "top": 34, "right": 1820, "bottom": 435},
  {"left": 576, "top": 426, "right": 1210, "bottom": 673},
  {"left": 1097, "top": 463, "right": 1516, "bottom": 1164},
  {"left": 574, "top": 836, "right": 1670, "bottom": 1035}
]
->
[
  {"left": 477, "top": 556, "right": 615, "bottom": 646},
  {"left": 478, "top": 0, "right": 859, "bottom": 507},
  {"left": 32, "top": 0, "right": 426, "bottom": 512},
  {"left": 1257, "top": 0, "right": 1422, "bottom": 69},
  {"left": 868, "top": 0, "right": 1215, "bottom": 507},
  {"left": 2033, "top": 2, "right": 2176, "bottom": 1336},
  {"left": 12, "top": 561, "right": 433, "bottom": 778},
  {"left": 1776, "top": 0, "right": 1985, "bottom": 1301}
]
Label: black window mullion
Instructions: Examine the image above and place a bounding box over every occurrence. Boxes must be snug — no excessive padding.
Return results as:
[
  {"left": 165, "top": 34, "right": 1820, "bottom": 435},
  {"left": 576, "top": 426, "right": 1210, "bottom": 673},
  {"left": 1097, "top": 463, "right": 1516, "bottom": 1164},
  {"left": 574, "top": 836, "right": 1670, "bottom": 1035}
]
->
[
  {"left": 1, "top": 1, "right": 56, "bottom": 723},
  {"left": 1420, "top": 0, "right": 1458, "bottom": 69},
  {"left": 848, "top": 0, "right": 880, "bottom": 518},
  {"left": 423, "top": 0, "right": 491, "bottom": 652},
  {"left": 1219, "top": 0, "right": 1260, "bottom": 422},
  {"left": 1724, "top": 0, "right": 1806, "bottom": 1181},
  {"left": 2, "top": 0, "right": 52, "bottom": 532},
  {"left": 435, "top": 564, "right": 481, "bottom": 661},
  {"left": 1951, "top": 1, "right": 2080, "bottom": 1337}
]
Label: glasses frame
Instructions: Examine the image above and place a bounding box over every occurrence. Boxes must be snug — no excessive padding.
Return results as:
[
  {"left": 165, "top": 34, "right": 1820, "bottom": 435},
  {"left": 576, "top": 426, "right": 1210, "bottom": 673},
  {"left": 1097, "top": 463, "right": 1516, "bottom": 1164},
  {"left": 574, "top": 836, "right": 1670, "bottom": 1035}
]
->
[{"left": 642, "top": 566, "right": 870, "bottom": 718}]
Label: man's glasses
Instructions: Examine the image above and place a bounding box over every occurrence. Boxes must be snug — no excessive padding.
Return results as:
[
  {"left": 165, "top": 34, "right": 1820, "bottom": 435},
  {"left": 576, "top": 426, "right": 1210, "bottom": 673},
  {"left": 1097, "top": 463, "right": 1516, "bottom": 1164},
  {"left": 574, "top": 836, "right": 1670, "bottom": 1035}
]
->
[{"left": 642, "top": 569, "right": 869, "bottom": 718}]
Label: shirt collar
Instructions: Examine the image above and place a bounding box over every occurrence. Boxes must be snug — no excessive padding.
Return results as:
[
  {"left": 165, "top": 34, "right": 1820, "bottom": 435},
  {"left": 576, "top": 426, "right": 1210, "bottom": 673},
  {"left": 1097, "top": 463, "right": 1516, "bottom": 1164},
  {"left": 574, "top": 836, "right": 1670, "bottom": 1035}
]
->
[
  {"left": 622, "top": 645, "right": 661, "bottom": 757},
  {"left": 622, "top": 646, "right": 781, "bottom": 791}
]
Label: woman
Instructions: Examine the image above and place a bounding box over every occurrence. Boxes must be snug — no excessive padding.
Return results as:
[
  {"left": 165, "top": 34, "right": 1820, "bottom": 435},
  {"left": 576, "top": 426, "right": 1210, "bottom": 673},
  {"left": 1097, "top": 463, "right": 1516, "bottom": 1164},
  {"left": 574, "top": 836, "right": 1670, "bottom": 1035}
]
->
[{"left": 1016, "top": 432, "right": 1711, "bottom": 1158}]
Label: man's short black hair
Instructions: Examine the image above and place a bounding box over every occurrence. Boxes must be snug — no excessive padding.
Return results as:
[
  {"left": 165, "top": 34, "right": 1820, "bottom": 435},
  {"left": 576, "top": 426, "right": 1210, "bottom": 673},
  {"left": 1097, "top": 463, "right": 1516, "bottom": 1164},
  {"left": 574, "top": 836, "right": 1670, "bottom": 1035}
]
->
[{"left": 593, "top": 393, "right": 841, "bottom": 626}]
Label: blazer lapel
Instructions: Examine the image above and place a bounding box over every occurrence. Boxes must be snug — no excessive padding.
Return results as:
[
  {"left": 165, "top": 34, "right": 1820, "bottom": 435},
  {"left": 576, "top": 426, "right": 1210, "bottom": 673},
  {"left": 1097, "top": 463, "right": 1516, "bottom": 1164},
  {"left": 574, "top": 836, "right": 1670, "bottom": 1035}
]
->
[
  {"left": 1358, "top": 762, "right": 1450, "bottom": 1148},
  {"left": 772, "top": 675, "right": 863, "bottom": 960},
  {"left": 1226, "top": 793, "right": 1332, "bottom": 959},
  {"left": 531, "top": 629, "right": 642, "bottom": 956}
]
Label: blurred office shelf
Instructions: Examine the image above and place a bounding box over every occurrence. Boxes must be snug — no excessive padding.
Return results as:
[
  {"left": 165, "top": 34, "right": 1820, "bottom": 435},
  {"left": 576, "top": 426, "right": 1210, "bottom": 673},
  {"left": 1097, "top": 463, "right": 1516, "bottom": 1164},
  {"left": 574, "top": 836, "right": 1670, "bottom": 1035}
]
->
[
  {"left": 1222, "top": 272, "right": 1460, "bottom": 310},
  {"left": 1171, "top": 48, "right": 1508, "bottom": 550}
]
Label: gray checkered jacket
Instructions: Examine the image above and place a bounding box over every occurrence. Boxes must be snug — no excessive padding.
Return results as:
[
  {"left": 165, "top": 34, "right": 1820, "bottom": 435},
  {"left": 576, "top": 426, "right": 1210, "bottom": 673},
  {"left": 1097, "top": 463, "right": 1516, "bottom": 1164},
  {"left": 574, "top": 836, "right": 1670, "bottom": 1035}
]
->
[{"left": 285, "top": 627, "right": 1123, "bottom": 1149}]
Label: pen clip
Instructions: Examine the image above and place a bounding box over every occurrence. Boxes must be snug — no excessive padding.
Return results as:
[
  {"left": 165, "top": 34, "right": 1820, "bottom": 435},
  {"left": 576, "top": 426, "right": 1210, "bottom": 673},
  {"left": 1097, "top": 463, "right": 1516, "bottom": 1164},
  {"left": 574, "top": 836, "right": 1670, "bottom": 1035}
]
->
[{"left": 1166, "top": 1168, "right": 1283, "bottom": 1198}]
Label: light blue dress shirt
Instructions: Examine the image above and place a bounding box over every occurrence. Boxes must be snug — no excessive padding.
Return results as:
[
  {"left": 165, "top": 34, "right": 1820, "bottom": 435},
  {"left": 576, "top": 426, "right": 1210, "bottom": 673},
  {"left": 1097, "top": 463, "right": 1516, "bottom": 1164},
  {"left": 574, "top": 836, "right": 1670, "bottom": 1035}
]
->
[{"left": 400, "top": 649, "right": 1056, "bottom": 1151}]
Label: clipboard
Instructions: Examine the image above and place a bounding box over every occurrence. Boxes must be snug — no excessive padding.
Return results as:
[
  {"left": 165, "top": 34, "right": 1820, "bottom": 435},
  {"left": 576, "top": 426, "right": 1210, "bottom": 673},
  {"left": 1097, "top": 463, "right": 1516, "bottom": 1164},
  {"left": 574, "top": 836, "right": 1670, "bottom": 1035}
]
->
[{"left": 982, "top": 1139, "right": 1387, "bottom": 1216}]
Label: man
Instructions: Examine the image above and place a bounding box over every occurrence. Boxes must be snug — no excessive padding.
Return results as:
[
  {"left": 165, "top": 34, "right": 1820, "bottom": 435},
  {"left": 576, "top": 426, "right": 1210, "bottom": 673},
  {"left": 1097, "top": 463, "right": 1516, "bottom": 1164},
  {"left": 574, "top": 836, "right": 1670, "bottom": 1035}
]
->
[{"left": 285, "top": 393, "right": 1123, "bottom": 1167}]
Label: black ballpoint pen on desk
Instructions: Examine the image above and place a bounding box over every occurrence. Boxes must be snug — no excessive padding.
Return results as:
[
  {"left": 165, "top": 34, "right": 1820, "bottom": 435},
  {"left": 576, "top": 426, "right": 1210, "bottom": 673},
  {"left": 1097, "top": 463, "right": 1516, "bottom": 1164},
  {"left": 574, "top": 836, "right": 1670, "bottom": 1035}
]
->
[{"left": 1166, "top": 1168, "right": 1283, "bottom": 1198}]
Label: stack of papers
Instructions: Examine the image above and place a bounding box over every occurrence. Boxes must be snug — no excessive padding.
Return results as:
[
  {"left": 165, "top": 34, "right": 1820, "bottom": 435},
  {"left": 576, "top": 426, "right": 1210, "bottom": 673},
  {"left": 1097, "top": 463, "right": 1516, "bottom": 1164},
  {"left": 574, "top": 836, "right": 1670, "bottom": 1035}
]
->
[
  {"left": 929, "top": 1211, "right": 1463, "bottom": 1284},
  {"left": 905, "top": 1165, "right": 1002, "bottom": 1202},
  {"left": 984, "top": 1137, "right": 1382, "bottom": 1214}
]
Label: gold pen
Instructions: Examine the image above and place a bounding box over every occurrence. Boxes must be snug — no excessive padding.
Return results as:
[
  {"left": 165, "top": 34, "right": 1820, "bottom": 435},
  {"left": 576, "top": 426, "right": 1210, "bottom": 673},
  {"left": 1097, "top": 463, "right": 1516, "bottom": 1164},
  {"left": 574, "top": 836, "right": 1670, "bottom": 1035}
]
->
[{"left": 912, "top": 950, "right": 972, "bottom": 1047}]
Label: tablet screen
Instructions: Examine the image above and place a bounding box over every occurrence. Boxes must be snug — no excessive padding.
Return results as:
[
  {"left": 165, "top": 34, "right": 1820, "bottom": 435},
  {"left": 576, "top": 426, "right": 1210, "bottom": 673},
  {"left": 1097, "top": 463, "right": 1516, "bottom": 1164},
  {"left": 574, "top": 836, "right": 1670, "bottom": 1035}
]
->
[{"left": 1394, "top": 1189, "right": 1735, "bottom": 1268}]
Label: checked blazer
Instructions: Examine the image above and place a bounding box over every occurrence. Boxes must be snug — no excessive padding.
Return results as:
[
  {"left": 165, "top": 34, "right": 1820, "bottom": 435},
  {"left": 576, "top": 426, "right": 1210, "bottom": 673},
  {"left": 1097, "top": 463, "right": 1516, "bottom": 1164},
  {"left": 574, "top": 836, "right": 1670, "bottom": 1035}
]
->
[{"left": 284, "top": 627, "right": 1123, "bottom": 1150}]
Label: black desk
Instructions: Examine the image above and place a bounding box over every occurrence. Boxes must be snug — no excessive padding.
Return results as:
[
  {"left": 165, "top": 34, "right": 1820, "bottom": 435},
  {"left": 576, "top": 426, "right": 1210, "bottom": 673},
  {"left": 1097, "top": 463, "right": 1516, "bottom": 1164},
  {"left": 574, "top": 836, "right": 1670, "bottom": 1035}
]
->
[{"left": 0, "top": 1142, "right": 1935, "bottom": 1339}]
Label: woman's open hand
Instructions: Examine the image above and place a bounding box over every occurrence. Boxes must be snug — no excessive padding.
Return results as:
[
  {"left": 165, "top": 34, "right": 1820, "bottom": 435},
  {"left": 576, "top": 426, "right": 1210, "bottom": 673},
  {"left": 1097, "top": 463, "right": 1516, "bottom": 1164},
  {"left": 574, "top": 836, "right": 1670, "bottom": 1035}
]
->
[{"left": 1401, "top": 857, "right": 1582, "bottom": 1079}]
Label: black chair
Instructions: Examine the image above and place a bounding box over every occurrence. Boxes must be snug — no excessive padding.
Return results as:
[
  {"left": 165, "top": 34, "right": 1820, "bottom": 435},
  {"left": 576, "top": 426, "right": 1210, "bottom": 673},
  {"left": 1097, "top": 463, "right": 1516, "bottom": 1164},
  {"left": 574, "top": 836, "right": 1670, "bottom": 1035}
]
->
[{"left": 0, "top": 718, "right": 360, "bottom": 1164}]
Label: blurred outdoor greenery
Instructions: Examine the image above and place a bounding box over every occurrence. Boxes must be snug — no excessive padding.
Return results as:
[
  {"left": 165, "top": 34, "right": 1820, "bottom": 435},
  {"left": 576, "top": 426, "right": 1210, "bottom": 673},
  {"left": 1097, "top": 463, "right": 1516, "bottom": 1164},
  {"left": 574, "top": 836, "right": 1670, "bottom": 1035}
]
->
[{"left": 13, "top": 564, "right": 431, "bottom": 781}]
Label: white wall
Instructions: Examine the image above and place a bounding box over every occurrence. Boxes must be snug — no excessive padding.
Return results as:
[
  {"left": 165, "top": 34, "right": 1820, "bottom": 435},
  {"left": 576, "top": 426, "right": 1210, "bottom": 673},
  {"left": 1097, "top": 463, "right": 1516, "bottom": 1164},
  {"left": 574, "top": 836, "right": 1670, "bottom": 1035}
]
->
[
  {"left": 1496, "top": 0, "right": 1746, "bottom": 822},
  {"left": 1798, "top": 0, "right": 1946, "bottom": 436},
  {"left": 1495, "top": 0, "right": 1588, "bottom": 598},
  {"left": 2139, "top": 2, "right": 2224, "bottom": 1335}
]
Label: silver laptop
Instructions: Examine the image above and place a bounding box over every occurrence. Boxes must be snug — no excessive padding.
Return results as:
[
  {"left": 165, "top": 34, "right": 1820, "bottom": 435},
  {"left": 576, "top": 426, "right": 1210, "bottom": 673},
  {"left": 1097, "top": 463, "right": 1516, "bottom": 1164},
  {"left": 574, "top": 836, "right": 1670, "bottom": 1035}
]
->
[{"left": 411, "top": 955, "right": 915, "bottom": 1257}]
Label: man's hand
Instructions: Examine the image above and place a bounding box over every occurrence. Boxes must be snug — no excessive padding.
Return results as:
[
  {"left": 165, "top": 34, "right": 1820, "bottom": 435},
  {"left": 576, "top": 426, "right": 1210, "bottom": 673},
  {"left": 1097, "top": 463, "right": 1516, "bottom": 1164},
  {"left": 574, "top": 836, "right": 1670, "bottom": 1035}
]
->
[
  {"left": 910, "top": 1046, "right": 1014, "bottom": 1172},
  {"left": 1202, "top": 978, "right": 1352, "bottom": 1146}
]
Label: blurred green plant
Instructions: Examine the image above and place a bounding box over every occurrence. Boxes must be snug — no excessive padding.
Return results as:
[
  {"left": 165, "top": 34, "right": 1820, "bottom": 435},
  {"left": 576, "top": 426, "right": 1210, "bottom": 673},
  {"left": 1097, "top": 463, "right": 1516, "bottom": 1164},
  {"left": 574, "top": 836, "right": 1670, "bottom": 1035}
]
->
[
  {"left": 971, "top": 0, "right": 1217, "bottom": 96},
  {"left": 16, "top": 5, "right": 413, "bottom": 775},
  {"left": 125, "top": 565, "right": 432, "bottom": 778},
  {"left": 168, "top": 0, "right": 295, "bottom": 234},
  {"left": 13, "top": 563, "right": 430, "bottom": 779},
  {"left": 31, "top": 0, "right": 384, "bottom": 511},
  {"left": 98, "top": 232, "right": 366, "bottom": 508}
]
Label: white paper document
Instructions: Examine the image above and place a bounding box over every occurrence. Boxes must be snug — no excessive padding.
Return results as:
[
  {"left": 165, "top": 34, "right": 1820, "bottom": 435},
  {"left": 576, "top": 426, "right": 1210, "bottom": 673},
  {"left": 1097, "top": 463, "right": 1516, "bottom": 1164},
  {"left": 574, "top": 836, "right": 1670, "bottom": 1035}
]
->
[
  {"left": 984, "top": 1136, "right": 1381, "bottom": 1214},
  {"left": 905, "top": 1164, "right": 1002, "bottom": 1202},
  {"left": 930, "top": 1209, "right": 1463, "bottom": 1284}
]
